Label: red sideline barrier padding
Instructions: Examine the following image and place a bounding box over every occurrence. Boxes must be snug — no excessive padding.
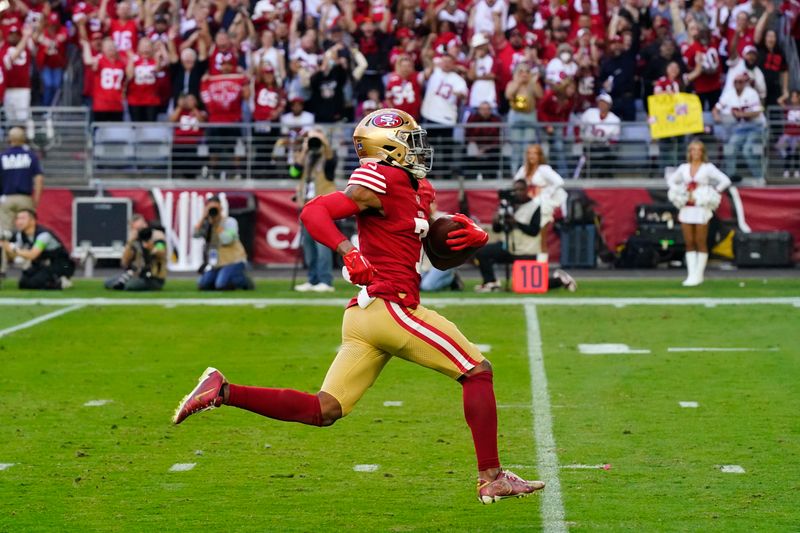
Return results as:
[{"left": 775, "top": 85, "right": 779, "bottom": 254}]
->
[{"left": 36, "top": 187, "right": 800, "bottom": 265}]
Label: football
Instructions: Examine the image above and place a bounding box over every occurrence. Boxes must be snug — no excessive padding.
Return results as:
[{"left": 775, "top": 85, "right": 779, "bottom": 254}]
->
[{"left": 423, "top": 216, "right": 481, "bottom": 270}]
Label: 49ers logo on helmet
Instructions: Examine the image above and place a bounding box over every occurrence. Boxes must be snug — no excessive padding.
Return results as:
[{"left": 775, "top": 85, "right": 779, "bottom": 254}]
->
[{"left": 372, "top": 113, "right": 404, "bottom": 128}]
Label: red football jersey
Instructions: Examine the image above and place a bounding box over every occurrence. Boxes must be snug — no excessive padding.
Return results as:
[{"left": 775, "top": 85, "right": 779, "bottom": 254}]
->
[
  {"left": 127, "top": 55, "right": 160, "bottom": 106},
  {"left": 208, "top": 45, "right": 238, "bottom": 75},
  {"left": 784, "top": 107, "right": 800, "bottom": 136},
  {"left": 92, "top": 55, "right": 126, "bottom": 111},
  {"left": 682, "top": 40, "right": 722, "bottom": 94},
  {"left": 347, "top": 162, "right": 435, "bottom": 308},
  {"left": 173, "top": 110, "right": 204, "bottom": 144},
  {"left": 37, "top": 27, "right": 69, "bottom": 69},
  {"left": 384, "top": 73, "right": 422, "bottom": 118},
  {"left": 1, "top": 43, "right": 31, "bottom": 88},
  {"left": 200, "top": 73, "right": 247, "bottom": 122},
  {"left": 109, "top": 18, "right": 138, "bottom": 53},
  {"left": 253, "top": 83, "right": 285, "bottom": 121}
]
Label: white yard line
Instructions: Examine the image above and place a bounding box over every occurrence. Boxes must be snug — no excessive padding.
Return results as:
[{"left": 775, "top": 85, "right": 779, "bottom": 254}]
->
[
  {"left": 168, "top": 463, "right": 196, "bottom": 472},
  {"left": 0, "top": 297, "right": 798, "bottom": 307},
  {"left": 0, "top": 305, "right": 84, "bottom": 339},
  {"left": 525, "top": 304, "right": 568, "bottom": 533},
  {"left": 668, "top": 347, "right": 780, "bottom": 353}
]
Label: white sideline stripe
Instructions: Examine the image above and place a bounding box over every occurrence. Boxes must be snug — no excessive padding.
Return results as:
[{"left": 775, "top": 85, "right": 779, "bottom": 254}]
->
[
  {"left": 169, "top": 463, "right": 196, "bottom": 472},
  {"left": 0, "top": 463, "right": 15, "bottom": 471},
  {"left": 83, "top": 399, "right": 113, "bottom": 407},
  {"left": 475, "top": 343, "right": 492, "bottom": 352},
  {"left": 720, "top": 465, "right": 746, "bottom": 474},
  {"left": 668, "top": 347, "right": 780, "bottom": 353},
  {"left": 525, "top": 304, "right": 567, "bottom": 533},
  {"left": 353, "top": 464, "right": 379, "bottom": 472},
  {"left": 679, "top": 401, "right": 699, "bottom": 408},
  {"left": 561, "top": 464, "right": 610, "bottom": 470},
  {"left": 0, "top": 297, "right": 797, "bottom": 307},
  {"left": 382, "top": 401, "right": 403, "bottom": 407},
  {"left": 0, "top": 305, "right": 84, "bottom": 338}
]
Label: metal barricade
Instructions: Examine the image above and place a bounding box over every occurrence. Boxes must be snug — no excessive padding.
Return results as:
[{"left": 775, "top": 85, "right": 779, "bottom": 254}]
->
[{"left": 3, "top": 107, "right": 780, "bottom": 184}]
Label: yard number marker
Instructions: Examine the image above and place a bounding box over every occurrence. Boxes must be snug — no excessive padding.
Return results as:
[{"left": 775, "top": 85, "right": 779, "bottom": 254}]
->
[
  {"left": 525, "top": 304, "right": 567, "bottom": 533},
  {"left": 679, "top": 401, "right": 699, "bottom": 408},
  {"left": 0, "top": 305, "right": 84, "bottom": 339},
  {"left": 382, "top": 401, "right": 403, "bottom": 407},
  {"left": 0, "top": 463, "right": 15, "bottom": 471},
  {"left": 169, "top": 463, "right": 196, "bottom": 472}
]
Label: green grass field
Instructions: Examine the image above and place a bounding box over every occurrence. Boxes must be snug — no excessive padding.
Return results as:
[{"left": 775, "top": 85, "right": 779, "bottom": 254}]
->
[{"left": 1, "top": 279, "right": 799, "bottom": 531}]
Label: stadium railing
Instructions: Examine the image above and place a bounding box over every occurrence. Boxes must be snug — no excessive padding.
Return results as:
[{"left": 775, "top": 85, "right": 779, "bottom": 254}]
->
[{"left": 13, "top": 107, "right": 789, "bottom": 184}]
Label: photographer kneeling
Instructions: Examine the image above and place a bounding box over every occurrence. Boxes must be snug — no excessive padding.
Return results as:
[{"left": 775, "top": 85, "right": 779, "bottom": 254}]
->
[
  {"left": 104, "top": 214, "right": 167, "bottom": 291},
  {"left": 195, "top": 196, "right": 254, "bottom": 291},
  {"left": 474, "top": 179, "right": 576, "bottom": 292},
  {"left": 0, "top": 209, "right": 75, "bottom": 289}
]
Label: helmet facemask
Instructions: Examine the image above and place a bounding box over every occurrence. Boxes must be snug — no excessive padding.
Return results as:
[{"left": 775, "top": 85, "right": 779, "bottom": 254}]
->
[{"left": 397, "top": 127, "right": 433, "bottom": 178}]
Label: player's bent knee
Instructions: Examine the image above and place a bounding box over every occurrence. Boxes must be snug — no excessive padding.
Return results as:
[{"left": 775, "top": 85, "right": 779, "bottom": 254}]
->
[
  {"left": 466, "top": 360, "right": 492, "bottom": 377},
  {"left": 317, "top": 391, "right": 344, "bottom": 426}
]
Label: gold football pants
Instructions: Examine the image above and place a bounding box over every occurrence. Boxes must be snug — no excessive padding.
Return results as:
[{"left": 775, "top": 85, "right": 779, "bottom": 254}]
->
[{"left": 320, "top": 298, "right": 485, "bottom": 415}]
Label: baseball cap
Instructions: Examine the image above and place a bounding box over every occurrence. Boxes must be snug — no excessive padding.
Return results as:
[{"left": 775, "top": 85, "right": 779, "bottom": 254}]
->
[
  {"left": 262, "top": 63, "right": 275, "bottom": 73},
  {"left": 396, "top": 27, "right": 413, "bottom": 40},
  {"left": 470, "top": 33, "right": 489, "bottom": 48},
  {"left": 742, "top": 45, "right": 758, "bottom": 56},
  {"left": 734, "top": 71, "right": 751, "bottom": 82},
  {"left": 8, "top": 25, "right": 20, "bottom": 34},
  {"left": 597, "top": 93, "right": 613, "bottom": 105},
  {"left": 48, "top": 13, "right": 60, "bottom": 25},
  {"left": 289, "top": 96, "right": 305, "bottom": 104}
]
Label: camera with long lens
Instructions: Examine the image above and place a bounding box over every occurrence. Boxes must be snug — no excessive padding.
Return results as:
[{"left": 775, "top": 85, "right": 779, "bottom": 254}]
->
[
  {"left": 306, "top": 136, "right": 323, "bottom": 152},
  {"left": 496, "top": 190, "right": 516, "bottom": 234},
  {"left": 0, "top": 229, "right": 13, "bottom": 241},
  {"left": 207, "top": 206, "right": 220, "bottom": 218},
  {"left": 137, "top": 227, "right": 153, "bottom": 242}
]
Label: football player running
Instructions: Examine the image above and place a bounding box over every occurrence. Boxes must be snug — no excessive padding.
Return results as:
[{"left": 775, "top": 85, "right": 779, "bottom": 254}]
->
[{"left": 172, "top": 109, "right": 546, "bottom": 503}]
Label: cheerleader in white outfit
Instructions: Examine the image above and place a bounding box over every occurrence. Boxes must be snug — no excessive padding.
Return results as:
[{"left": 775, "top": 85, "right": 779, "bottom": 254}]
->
[
  {"left": 513, "top": 144, "right": 568, "bottom": 260},
  {"left": 666, "top": 140, "right": 731, "bottom": 286}
]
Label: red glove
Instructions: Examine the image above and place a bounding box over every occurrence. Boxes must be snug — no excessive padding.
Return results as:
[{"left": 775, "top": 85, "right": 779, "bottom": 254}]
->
[
  {"left": 446, "top": 213, "right": 489, "bottom": 251},
  {"left": 342, "top": 249, "right": 377, "bottom": 285}
]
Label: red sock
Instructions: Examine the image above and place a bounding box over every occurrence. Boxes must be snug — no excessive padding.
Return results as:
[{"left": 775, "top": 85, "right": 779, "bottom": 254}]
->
[
  {"left": 227, "top": 384, "right": 323, "bottom": 427},
  {"left": 461, "top": 371, "right": 500, "bottom": 472}
]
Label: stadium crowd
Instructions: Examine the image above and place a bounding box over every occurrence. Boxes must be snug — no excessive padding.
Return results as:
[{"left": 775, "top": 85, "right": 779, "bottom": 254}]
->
[{"left": 2, "top": 0, "right": 800, "bottom": 177}]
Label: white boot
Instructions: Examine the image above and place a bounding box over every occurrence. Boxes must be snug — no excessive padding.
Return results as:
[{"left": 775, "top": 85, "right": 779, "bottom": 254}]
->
[
  {"left": 693, "top": 252, "right": 708, "bottom": 286},
  {"left": 682, "top": 251, "right": 697, "bottom": 286}
]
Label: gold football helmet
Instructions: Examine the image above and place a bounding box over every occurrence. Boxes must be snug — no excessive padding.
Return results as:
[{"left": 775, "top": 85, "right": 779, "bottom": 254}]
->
[{"left": 352, "top": 108, "right": 433, "bottom": 178}]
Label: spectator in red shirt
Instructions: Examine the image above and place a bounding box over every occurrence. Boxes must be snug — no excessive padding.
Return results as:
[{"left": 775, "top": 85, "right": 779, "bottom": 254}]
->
[
  {"left": 465, "top": 101, "right": 503, "bottom": 179},
  {"left": 683, "top": 24, "right": 723, "bottom": 110},
  {"left": 169, "top": 93, "right": 207, "bottom": 178},
  {"left": 2, "top": 25, "right": 34, "bottom": 122},
  {"left": 83, "top": 37, "right": 127, "bottom": 121},
  {"left": 383, "top": 55, "right": 422, "bottom": 118},
  {"left": 537, "top": 79, "right": 576, "bottom": 175},
  {"left": 36, "top": 13, "right": 69, "bottom": 106},
  {"left": 493, "top": 28, "right": 527, "bottom": 112},
  {"left": 208, "top": 29, "right": 239, "bottom": 75},
  {"left": 126, "top": 39, "right": 167, "bottom": 121},
  {"left": 252, "top": 63, "right": 286, "bottom": 170},
  {"left": 101, "top": 0, "right": 140, "bottom": 55},
  {"left": 200, "top": 55, "right": 250, "bottom": 177}
]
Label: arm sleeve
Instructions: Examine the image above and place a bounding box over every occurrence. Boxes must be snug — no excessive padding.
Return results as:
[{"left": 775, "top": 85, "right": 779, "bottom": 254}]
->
[
  {"left": 33, "top": 232, "right": 54, "bottom": 251},
  {"left": 666, "top": 165, "right": 683, "bottom": 188},
  {"left": 708, "top": 164, "right": 732, "bottom": 192},
  {"left": 299, "top": 191, "right": 362, "bottom": 251},
  {"left": 31, "top": 153, "right": 43, "bottom": 176}
]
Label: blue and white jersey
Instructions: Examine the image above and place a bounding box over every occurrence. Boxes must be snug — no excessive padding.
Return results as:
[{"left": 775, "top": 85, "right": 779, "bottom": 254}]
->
[{"left": 0, "top": 145, "right": 43, "bottom": 196}]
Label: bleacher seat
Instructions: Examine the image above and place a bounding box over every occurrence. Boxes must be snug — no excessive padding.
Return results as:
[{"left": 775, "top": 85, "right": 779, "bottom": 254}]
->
[
  {"left": 93, "top": 125, "right": 135, "bottom": 163},
  {"left": 135, "top": 126, "right": 172, "bottom": 162}
]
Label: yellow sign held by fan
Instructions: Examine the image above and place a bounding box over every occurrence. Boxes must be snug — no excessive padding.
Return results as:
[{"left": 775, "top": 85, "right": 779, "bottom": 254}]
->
[{"left": 647, "top": 93, "right": 705, "bottom": 139}]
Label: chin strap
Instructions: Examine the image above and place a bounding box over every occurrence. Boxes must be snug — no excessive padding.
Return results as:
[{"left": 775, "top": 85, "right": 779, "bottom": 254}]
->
[{"left": 299, "top": 191, "right": 361, "bottom": 251}]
